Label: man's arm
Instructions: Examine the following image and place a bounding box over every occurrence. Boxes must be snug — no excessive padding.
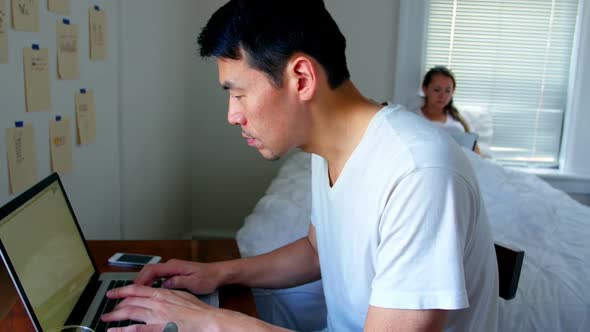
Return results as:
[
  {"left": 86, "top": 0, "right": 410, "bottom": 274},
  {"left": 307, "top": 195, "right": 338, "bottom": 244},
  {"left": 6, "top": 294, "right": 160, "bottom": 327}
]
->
[
  {"left": 133, "top": 225, "right": 320, "bottom": 292},
  {"left": 364, "top": 306, "right": 448, "bottom": 332},
  {"left": 365, "top": 168, "right": 478, "bottom": 331},
  {"left": 102, "top": 226, "right": 321, "bottom": 331},
  {"left": 219, "top": 224, "right": 321, "bottom": 288}
]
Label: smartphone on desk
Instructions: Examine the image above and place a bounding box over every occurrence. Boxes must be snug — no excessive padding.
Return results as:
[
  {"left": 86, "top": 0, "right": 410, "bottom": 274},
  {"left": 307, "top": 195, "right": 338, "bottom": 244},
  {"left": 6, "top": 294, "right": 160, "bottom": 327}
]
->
[{"left": 108, "top": 252, "right": 162, "bottom": 267}]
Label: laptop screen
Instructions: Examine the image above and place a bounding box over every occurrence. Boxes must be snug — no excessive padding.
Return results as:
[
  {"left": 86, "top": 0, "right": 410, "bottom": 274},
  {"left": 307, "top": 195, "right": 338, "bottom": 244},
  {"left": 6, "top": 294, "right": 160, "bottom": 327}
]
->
[{"left": 0, "top": 178, "right": 94, "bottom": 331}]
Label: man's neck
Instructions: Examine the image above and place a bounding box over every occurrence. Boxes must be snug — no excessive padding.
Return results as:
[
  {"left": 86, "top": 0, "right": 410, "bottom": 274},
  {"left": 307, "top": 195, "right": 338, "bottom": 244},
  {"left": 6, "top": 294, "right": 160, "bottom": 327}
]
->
[{"left": 302, "top": 81, "right": 382, "bottom": 185}]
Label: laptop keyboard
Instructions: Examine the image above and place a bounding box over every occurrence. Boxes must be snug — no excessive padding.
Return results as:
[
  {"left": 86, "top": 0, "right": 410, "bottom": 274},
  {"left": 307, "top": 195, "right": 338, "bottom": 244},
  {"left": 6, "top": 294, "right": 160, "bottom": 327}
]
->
[{"left": 90, "top": 279, "right": 163, "bottom": 332}]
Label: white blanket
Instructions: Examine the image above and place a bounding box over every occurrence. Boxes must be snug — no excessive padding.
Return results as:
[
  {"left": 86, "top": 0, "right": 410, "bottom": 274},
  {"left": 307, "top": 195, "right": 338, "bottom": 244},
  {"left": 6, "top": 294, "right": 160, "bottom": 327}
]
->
[
  {"left": 465, "top": 151, "right": 590, "bottom": 331},
  {"left": 237, "top": 151, "right": 590, "bottom": 331}
]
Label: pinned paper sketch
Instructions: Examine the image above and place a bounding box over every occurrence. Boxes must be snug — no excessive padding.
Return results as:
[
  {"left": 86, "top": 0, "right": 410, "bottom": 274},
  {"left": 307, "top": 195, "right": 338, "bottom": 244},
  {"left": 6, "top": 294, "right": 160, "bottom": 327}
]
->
[
  {"left": 0, "top": 0, "right": 8, "bottom": 63},
  {"left": 75, "top": 90, "right": 96, "bottom": 144},
  {"left": 49, "top": 116, "right": 73, "bottom": 174},
  {"left": 11, "top": 0, "right": 39, "bottom": 31},
  {"left": 47, "top": 0, "right": 69, "bottom": 15},
  {"left": 57, "top": 19, "right": 79, "bottom": 79},
  {"left": 5, "top": 123, "right": 38, "bottom": 194},
  {"left": 89, "top": 6, "right": 106, "bottom": 60},
  {"left": 23, "top": 46, "right": 51, "bottom": 112}
]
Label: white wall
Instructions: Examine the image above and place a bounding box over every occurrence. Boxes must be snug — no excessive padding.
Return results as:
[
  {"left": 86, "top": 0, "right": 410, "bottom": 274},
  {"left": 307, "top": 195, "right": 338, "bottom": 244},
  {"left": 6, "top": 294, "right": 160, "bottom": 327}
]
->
[
  {"left": 392, "top": 0, "right": 427, "bottom": 106},
  {"left": 119, "top": 0, "right": 193, "bottom": 239},
  {"left": 189, "top": 0, "right": 400, "bottom": 238},
  {"left": 1, "top": 1, "right": 198, "bottom": 240},
  {"left": 326, "top": 0, "right": 399, "bottom": 102},
  {"left": 189, "top": 0, "right": 285, "bottom": 238},
  {"left": 0, "top": 1, "right": 121, "bottom": 239}
]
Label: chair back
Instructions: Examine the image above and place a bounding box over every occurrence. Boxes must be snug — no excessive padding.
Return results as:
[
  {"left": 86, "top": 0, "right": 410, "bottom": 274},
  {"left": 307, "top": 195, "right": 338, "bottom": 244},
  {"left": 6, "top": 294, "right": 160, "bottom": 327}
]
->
[{"left": 494, "top": 243, "right": 524, "bottom": 300}]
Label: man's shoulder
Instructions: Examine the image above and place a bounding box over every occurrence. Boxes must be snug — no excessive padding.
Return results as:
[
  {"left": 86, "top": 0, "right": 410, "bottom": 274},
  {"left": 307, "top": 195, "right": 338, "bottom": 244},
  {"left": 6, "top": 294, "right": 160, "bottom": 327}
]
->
[
  {"left": 376, "top": 107, "right": 478, "bottom": 183},
  {"left": 378, "top": 104, "right": 448, "bottom": 145}
]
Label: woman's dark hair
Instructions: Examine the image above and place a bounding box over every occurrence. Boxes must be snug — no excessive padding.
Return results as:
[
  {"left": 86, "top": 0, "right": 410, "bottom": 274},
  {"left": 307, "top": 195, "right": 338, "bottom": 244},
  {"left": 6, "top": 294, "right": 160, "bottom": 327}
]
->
[
  {"left": 422, "top": 66, "right": 471, "bottom": 132},
  {"left": 197, "top": 0, "right": 350, "bottom": 89}
]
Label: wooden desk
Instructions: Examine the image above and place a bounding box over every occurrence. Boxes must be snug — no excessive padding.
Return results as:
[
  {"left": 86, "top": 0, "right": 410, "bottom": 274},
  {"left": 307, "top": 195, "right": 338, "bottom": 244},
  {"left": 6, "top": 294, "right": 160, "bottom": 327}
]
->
[{"left": 0, "top": 239, "right": 257, "bottom": 331}]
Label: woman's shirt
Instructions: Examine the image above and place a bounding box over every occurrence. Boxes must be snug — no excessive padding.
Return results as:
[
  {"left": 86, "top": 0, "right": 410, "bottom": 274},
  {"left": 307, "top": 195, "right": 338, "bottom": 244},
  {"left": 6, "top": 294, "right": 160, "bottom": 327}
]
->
[{"left": 418, "top": 109, "right": 466, "bottom": 132}]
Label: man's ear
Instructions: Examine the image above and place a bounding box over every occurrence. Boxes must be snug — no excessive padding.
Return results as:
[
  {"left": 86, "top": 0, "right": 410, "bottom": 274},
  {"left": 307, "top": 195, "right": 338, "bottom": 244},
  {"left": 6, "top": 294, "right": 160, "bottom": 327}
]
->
[{"left": 287, "top": 55, "right": 317, "bottom": 101}]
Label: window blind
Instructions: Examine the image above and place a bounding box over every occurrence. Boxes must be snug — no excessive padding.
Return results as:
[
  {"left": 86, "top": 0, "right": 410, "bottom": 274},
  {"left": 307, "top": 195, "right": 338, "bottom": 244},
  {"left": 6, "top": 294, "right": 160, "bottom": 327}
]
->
[{"left": 424, "top": 0, "right": 579, "bottom": 167}]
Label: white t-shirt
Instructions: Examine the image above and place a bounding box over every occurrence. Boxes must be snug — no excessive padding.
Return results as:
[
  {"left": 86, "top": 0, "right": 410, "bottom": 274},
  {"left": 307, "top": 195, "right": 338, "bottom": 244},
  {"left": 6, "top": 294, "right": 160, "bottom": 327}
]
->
[
  {"left": 418, "top": 108, "right": 466, "bottom": 133},
  {"left": 311, "top": 105, "right": 498, "bottom": 332}
]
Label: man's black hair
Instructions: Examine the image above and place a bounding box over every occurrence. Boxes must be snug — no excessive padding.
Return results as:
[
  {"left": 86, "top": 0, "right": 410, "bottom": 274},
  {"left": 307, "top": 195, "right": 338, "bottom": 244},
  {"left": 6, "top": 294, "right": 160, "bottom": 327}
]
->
[{"left": 197, "top": 0, "right": 351, "bottom": 89}]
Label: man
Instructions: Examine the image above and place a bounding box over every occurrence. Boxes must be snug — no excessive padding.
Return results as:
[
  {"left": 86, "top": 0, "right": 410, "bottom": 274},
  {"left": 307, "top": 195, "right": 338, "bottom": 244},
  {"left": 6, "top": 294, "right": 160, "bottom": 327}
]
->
[{"left": 102, "top": 0, "right": 498, "bottom": 331}]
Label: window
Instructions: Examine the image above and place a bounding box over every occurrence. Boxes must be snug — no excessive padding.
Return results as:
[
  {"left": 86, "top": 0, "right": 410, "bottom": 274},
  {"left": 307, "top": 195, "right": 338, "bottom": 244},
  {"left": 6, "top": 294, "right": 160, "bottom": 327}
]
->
[{"left": 424, "top": 0, "right": 580, "bottom": 167}]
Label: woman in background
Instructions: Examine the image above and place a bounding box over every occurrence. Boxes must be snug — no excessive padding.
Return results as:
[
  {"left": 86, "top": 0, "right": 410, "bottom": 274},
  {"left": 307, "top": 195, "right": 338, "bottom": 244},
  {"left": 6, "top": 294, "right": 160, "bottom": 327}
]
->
[{"left": 420, "top": 66, "right": 480, "bottom": 154}]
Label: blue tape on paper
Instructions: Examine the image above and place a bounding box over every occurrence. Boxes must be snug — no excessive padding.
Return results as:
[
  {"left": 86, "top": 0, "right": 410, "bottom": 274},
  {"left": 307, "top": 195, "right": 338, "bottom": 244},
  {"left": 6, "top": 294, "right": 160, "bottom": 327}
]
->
[
  {"left": 32, "top": 44, "right": 39, "bottom": 50},
  {"left": 63, "top": 18, "right": 70, "bottom": 25},
  {"left": 80, "top": 88, "right": 87, "bottom": 94},
  {"left": 15, "top": 121, "right": 24, "bottom": 128},
  {"left": 94, "top": 5, "right": 100, "bottom": 11},
  {"left": 56, "top": 116, "right": 62, "bottom": 121}
]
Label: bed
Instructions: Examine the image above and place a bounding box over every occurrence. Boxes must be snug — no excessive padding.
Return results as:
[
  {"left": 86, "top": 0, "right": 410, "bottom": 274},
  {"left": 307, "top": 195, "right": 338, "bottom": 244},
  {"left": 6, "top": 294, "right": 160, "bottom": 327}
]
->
[{"left": 236, "top": 149, "right": 590, "bottom": 332}]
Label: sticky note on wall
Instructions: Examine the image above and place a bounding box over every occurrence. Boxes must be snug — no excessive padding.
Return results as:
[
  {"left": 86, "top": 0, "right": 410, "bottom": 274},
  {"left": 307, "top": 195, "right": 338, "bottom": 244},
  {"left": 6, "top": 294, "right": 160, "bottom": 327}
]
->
[
  {"left": 75, "top": 89, "right": 96, "bottom": 144},
  {"left": 5, "top": 123, "right": 38, "bottom": 194},
  {"left": 57, "top": 19, "right": 80, "bottom": 80},
  {"left": 47, "top": 0, "right": 70, "bottom": 15},
  {"left": 89, "top": 6, "right": 106, "bottom": 60},
  {"left": 49, "top": 116, "right": 73, "bottom": 174},
  {"left": 11, "top": 0, "right": 39, "bottom": 32},
  {"left": 23, "top": 46, "right": 51, "bottom": 112},
  {"left": 0, "top": 0, "right": 8, "bottom": 63}
]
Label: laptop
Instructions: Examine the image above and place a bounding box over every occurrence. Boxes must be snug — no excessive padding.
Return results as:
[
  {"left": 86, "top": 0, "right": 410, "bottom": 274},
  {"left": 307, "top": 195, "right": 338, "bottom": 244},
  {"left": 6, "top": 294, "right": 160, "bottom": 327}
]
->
[
  {"left": 0, "top": 173, "right": 218, "bottom": 332},
  {"left": 448, "top": 130, "right": 479, "bottom": 151}
]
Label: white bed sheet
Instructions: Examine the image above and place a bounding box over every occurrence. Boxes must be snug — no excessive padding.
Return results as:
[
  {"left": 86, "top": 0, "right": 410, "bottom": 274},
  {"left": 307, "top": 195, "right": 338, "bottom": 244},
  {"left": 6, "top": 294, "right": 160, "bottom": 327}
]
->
[
  {"left": 465, "top": 151, "right": 590, "bottom": 331},
  {"left": 237, "top": 150, "right": 590, "bottom": 331}
]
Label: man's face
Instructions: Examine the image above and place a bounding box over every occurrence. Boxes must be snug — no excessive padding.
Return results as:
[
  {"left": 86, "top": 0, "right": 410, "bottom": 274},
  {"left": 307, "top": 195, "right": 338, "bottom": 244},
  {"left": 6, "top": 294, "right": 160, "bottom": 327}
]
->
[{"left": 218, "top": 57, "right": 302, "bottom": 161}]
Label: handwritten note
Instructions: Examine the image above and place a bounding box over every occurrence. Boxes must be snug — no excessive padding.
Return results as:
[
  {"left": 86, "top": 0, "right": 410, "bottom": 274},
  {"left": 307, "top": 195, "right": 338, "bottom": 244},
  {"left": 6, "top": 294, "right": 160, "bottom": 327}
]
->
[
  {"left": 50, "top": 116, "right": 73, "bottom": 174},
  {"left": 23, "top": 46, "right": 51, "bottom": 112},
  {"left": 47, "top": 0, "right": 69, "bottom": 15},
  {"left": 11, "top": 0, "right": 39, "bottom": 31},
  {"left": 57, "top": 20, "right": 79, "bottom": 79},
  {"left": 0, "top": 0, "right": 8, "bottom": 63},
  {"left": 5, "top": 124, "right": 38, "bottom": 194},
  {"left": 75, "top": 90, "right": 96, "bottom": 144},
  {"left": 89, "top": 6, "right": 106, "bottom": 60}
]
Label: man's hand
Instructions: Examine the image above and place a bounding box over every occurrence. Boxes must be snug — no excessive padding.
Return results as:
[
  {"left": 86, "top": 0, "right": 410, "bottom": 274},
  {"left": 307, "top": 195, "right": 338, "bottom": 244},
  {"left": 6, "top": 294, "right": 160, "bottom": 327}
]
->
[
  {"left": 101, "top": 284, "right": 218, "bottom": 332},
  {"left": 134, "top": 259, "right": 224, "bottom": 295},
  {"left": 102, "top": 284, "right": 292, "bottom": 332}
]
